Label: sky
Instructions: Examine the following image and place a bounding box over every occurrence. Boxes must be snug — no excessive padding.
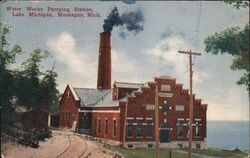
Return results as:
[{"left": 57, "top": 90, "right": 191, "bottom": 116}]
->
[{"left": 0, "top": 1, "right": 249, "bottom": 121}]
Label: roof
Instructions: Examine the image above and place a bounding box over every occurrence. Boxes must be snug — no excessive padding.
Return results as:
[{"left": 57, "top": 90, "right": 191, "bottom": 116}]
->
[
  {"left": 95, "top": 91, "right": 119, "bottom": 107},
  {"left": 154, "top": 76, "right": 175, "bottom": 80},
  {"left": 73, "top": 88, "right": 118, "bottom": 107},
  {"left": 114, "top": 81, "right": 144, "bottom": 89}
]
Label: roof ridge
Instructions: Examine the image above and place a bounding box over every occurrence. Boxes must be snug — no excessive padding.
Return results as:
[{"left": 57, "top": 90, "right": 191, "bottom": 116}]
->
[
  {"left": 73, "top": 87, "right": 97, "bottom": 90},
  {"left": 115, "top": 81, "right": 144, "bottom": 85}
]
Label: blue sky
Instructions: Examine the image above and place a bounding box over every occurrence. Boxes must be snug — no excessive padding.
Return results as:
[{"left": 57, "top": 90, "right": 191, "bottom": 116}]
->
[{"left": 0, "top": 1, "right": 249, "bottom": 121}]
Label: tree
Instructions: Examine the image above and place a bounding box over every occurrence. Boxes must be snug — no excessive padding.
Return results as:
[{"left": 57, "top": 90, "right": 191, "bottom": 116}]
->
[
  {"left": 204, "top": 2, "right": 250, "bottom": 93},
  {"left": 16, "top": 48, "right": 51, "bottom": 110},
  {"left": 224, "top": 0, "right": 249, "bottom": 9},
  {"left": 0, "top": 22, "right": 22, "bottom": 112},
  {"left": 40, "top": 67, "right": 60, "bottom": 112}
]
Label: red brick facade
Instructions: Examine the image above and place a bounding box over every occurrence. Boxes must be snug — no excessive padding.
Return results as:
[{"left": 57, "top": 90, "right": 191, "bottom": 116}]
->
[
  {"left": 59, "top": 85, "right": 80, "bottom": 129},
  {"left": 118, "top": 76, "right": 207, "bottom": 145},
  {"left": 59, "top": 76, "right": 207, "bottom": 148}
]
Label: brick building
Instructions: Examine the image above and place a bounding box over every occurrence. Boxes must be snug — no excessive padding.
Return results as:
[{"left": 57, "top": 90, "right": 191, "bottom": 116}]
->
[{"left": 59, "top": 32, "right": 207, "bottom": 149}]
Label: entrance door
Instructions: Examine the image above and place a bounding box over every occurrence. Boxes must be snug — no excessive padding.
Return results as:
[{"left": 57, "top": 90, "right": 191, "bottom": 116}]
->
[
  {"left": 160, "top": 123, "right": 169, "bottom": 143},
  {"left": 81, "top": 114, "right": 88, "bottom": 129}
]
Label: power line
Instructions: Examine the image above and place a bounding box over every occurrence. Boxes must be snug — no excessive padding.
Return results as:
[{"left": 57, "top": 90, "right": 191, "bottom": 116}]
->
[{"left": 194, "top": 1, "right": 203, "bottom": 66}]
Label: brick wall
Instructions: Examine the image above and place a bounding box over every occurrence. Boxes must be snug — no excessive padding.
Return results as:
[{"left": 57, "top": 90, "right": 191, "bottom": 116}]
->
[
  {"left": 59, "top": 85, "right": 80, "bottom": 129},
  {"left": 91, "top": 107, "right": 121, "bottom": 141},
  {"left": 119, "top": 77, "right": 207, "bottom": 142}
]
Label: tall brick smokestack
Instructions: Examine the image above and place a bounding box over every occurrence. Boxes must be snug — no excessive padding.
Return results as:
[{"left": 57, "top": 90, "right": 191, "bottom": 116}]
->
[{"left": 97, "top": 32, "right": 111, "bottom": 89}]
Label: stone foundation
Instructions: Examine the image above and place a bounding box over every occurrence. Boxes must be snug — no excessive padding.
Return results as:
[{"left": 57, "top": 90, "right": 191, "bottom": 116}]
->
[{"left": 123, "top": 141, "right": 207, "bottom": 149}]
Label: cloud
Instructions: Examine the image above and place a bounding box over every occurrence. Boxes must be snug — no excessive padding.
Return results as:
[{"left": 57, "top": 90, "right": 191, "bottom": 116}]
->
[
  {"left": 148, "top": 35, "right": 207, "bottom": 84},
  {"left": 112, "top": 49, "right": 142, "bottom": 82},
  {"left": 46, "top": 32, "right": 96, "bottom": 76},
  {"left": 46, "top": 32, "right": 97, "bottom": 91}
]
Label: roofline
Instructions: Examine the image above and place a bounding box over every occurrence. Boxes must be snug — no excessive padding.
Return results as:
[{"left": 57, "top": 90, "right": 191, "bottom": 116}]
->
[{"left": 69, "top": 84, "right": 80, "bottom": 101}]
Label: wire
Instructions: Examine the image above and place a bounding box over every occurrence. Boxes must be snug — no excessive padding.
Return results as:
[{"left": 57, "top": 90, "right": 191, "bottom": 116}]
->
[{"left": 193, "top": 1, "right": 202, "bottom": 66}]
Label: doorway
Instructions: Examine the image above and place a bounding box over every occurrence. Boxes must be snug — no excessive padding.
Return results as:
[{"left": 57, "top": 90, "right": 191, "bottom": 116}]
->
[{"left": 160, "top": 123, "right": 170, "bottom": 143}]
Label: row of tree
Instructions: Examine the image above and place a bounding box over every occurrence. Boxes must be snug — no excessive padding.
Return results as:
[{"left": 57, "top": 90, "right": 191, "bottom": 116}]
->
[{"left": 0, "top": 22, "right": 59, "bottom": 114}]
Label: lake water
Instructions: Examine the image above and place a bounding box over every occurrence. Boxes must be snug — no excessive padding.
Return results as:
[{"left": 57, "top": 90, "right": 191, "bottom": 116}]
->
[{"left": 207, "top": 121, "right": 249, "bottom": 152}]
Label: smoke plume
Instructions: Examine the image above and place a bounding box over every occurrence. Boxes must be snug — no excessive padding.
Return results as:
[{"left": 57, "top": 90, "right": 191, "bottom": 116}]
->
[{"left": 103, "top": 7, "right": 144, "bottom": 34}]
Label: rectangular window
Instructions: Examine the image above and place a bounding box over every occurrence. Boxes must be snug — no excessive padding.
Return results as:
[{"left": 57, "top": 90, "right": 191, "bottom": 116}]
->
[
  {"left": 105, "top": 119, "right": 108, "bottom": 135},
  {"left": 177, "top": 120, "right": 184, "bottom": 137},
  {"left": 94, "top": 119, "right": 97, "bottom": 136},
  {"left": 195, "top": 121, "right": 201, "bottom": 137},
  {"left": 113, "top": 119, "right": 117, "bottom": 137},
  {"left": 187, "top": 121, "right": 190, "bottom": 138},
  {"left": 175, "top": 105, "right": 184, "bottom": 111},
  {"left": 61, "top": 112, "right": 63, "bottom": 120},
  {"left": 98, "top": 119, "right": 101, "bottom": 135},
  {"left": 136, "top": 120, "right": 143, "bottom": 137},
  {"left": 146, "top": 120, "right": 153, "bottom": 137},
  {"left": 126, "top": 119, "right": 133, "bottom": 137}
]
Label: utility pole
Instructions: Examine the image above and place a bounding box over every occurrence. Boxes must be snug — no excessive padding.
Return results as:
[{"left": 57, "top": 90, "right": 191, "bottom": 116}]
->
[
  {"left": 154, "top": 84, "right": 160, "bottom": 158},
  {"left": 178, "top": 50, "right": 201, "bottom": 158},
  {"left": 122, "top": 93, "right": 129, "bottom": 147}
]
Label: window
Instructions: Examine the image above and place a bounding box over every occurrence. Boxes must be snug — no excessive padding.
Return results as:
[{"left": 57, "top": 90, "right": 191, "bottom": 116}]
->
[
  {"left": 126, "top": 119, "right": 133, "bottom": 137},
  {"left": 105, "top": 119, "right": 108, "bottom": 135},
  {"left": 162, "top": 104, "right": 169, "bottom": 112},
  {"left": 94, "top": 119, "right": 97, "bottom": 135},
  {"left": 186, "top": 121, "right": 190, "bottom": 138},
  {"left": 136, "top": 120, "right": 143, "bottom": 137},
  {"left": 127, "top": 144, "right": 133, "bottom": 148},
  {"left": 113, "top": 119, "right": 117, "bottom": 137},
  {"left": 175, "top": 105, "right": 184, "bottom": 111},
  {"left": 61, "top": 112, "right": 64, "bottom": 120},
  {"left": 98, "top": 119, "right": 101, "bottom": 134},
  {"left": 196, "top": 143, "right": 201, "bottom": 149},
  {"left": 65, "top": 112, "right": 68, "bottom": 120},
  {"left": 147, "top": 144, "right": 153, "bottom": 148},
  {"left": 195, "top": 121, "right": 201, "bottom": 137},
  {"left": 177, "top": 120, "right": 184, "bottom": 137},
  {"left": 146, "top": 120, "right": 153, "bottom": 137}
]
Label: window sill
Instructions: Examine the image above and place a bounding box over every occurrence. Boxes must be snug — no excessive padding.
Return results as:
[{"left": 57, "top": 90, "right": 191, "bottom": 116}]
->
[
  {"left": 177, "top": 136, "right": 184, "bottom": 138},
  {"left": 136, "top": 136, "right": 143, "bottom": 138},
  {"left": 127, "top": 136, "right": 133, "bottom": 138}
]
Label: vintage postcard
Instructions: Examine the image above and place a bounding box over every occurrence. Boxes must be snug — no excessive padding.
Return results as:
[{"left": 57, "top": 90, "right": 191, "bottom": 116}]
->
[{"left": 0, "top": 1, "right": 249, "bottom": 158}]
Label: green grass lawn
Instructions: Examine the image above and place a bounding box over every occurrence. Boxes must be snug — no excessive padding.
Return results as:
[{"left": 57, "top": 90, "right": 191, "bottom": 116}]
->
[
  {"left": 181, "top": 147, "right": 248, "bottom": 158},
  {"left": 109, "top": 146, "right": 202, "bottom": 158},
  {"left": 108, "top": 145, "right": 248, "bottom": 158}
]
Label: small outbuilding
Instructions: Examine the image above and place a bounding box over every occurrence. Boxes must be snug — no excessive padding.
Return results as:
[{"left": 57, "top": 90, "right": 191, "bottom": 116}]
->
[
  {"left": 22, "top": 108, "right": 50, "bottom": 130},
  {"left": 50, "top": 112, "right": 60, "bottom": 127}
]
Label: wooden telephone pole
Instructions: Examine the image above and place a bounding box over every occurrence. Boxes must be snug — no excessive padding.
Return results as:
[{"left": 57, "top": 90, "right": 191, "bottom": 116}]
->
[
  {"left": 178, "top": 50, "right": 201, "bottom": 158},
  {"left": 155, "top": 84, "right": 160, "bottom": 158},
  {"left": 122, "top": 93, "right": 129, "bottom": 147}
]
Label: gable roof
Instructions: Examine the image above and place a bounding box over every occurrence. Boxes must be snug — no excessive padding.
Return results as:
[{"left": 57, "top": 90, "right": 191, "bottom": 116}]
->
[{"left": 73, "top": 88, "right": 114, "bottom": 107}]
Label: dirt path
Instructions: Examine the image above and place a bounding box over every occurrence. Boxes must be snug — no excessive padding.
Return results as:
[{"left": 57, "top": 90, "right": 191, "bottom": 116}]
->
[{"left": 3, "top": 130, "right": 115, "bottom": 158}]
